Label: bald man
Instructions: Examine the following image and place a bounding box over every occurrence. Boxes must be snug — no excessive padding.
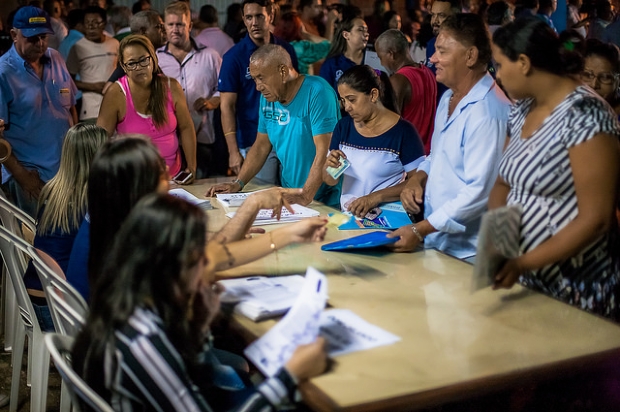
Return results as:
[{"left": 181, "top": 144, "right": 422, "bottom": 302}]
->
[{"left": 208, "top": 44, "right": 341, "bottom": 207}]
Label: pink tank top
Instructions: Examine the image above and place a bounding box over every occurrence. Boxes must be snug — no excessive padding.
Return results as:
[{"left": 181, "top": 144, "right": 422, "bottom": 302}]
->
[
  {"left": 397, "top": 65, "right": 437, "bottom": 155},
  {"left": 116, "top": 76, "right": 181, "bottom": 176}
]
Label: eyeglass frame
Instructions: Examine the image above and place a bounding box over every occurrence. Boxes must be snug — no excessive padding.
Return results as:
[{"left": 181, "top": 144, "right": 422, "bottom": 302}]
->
[
  {"left": 123, "top": 55, "right": 152, "bottom": 71},
  {"left": 580, "top": 70, "right": 620, "bottom": 85}
]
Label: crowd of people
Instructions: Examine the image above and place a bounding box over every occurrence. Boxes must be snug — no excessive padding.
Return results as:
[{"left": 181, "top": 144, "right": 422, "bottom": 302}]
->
[{"left": 0, "top": 0, "right": 619, "bottom": 410}]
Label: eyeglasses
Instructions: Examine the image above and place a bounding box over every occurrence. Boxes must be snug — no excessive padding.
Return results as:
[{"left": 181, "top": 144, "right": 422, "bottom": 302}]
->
[
  {"left": 124, "top": 55, "right": 151, "bottom": 71},
  {"left": 154, "top": 23, "right": 165, "bottom": 31},
  {"left": 84, "top": 20, "right": 105, "bottom": 28},
  {"left": 580, "top": 70, "right": 619, "bottom": 85}
]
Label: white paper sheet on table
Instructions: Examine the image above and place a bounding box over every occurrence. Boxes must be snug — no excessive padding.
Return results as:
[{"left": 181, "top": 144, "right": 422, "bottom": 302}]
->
[
  {"left": 216, "top": 192, "right": 251, "bottom": 207},
  {"left": 168, "top": 188, "right": 212, "bottom": 210},
  {"left": 218, "top": 275, "right": 305, "bottom": 321},
  {"left": 225, "top": 204, "right": 320, "bottom": 225},
  {"left": 319, "top": 309, "right": 401, "bottom": 357},
  {"left": 244, "top": 267, "right": 327, "bottom": 377}
]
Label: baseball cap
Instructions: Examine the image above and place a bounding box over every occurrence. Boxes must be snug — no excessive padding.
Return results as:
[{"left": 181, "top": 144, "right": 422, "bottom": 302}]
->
[{"left": 13, "top": 6, "right": 55, "bottom": 38}]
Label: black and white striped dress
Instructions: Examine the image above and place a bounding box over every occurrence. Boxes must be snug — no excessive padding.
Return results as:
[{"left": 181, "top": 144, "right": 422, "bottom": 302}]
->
[{"left": 499, "top": 86, "right": 620, "bottom": 320}]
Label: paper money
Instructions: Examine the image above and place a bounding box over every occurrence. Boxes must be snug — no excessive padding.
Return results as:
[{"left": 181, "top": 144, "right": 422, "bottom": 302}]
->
[{"left": 326, "top": 156, "right": 351, "bottom": 179}]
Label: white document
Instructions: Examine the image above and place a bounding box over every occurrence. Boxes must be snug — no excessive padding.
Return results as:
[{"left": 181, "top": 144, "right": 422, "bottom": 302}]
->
[
  {"left": 319, "top": 309, "right": 401, "bottom": 357},
  {"left": 225, "top": 204, "right": 320, "bottom": 226},
  {"left": 168, "top": 188, "right": 212, "bottom": 210},
  {"left": 216, "top": 192, "right": 251, "bottom": 207},
  {"left": 218, "top": 275, "right": 305, "bottom": 321},
  {"left": 244, "top": 267, "right": 327, "bottom": 377}
]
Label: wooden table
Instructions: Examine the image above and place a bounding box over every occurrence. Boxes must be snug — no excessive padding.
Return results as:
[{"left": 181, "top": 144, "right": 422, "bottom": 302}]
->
[{"left": 186, "top": 179, "right": 620, "bottom": 411}]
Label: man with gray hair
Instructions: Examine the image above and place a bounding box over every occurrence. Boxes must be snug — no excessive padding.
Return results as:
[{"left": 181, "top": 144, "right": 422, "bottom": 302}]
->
[
  {"left": 108, "top": 5, "right": 132, "bottom": 41},
  {"left": 376, "top": 29, "right": 437, "bottom": 154},
  {"left": 208, "top": 44, "right": 341, "bottom": 207}
]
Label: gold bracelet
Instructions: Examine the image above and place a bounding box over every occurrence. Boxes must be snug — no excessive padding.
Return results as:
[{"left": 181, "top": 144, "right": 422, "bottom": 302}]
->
[
  {"left": 411, "top": 225, "right": 424, "bottom": 242},
  {"left": 269, "top": 231, "right": 277, "bottom": 250},
  {"left": 224, "top": 131, "right": 236, "bottom": 136}
]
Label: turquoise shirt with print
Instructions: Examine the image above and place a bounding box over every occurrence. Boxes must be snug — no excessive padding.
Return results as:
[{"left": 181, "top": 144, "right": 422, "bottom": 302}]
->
[{"left": 258, "top": 75, "right": 341, "bottom": 207}]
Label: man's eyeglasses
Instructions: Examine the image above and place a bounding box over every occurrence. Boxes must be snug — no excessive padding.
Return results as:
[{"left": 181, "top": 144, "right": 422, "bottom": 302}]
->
[
  {"left": 124, "top": 55, "right": 151, "bottom": 71},
  {"left": 154, "top": 23, "right": 165, "bottom": 31},
  {"left": 580, "top": 70, "right": 619, "bottom": 85}
]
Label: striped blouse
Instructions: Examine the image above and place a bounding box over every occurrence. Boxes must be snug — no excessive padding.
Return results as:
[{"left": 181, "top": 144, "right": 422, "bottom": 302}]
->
[
  {"left": 500, "top": 86, "right": 620, "bottom": 320},
  {"left": 102, "top": 307, "right": 298, "bottom": 411}
]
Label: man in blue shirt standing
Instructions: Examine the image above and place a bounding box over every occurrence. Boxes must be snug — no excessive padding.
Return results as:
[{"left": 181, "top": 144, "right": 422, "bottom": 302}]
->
[
  {"left": 218, "top": 0, "right": 298, "bottom": 183},
  {"left": 208, "top": 44, "right": 340, "bottom": 208},
  {"left": 389, "top": 14, "right": 509, "bottom": 260},
  {"left": 0, "top": 6, "right": 77, "bottom": 217}
]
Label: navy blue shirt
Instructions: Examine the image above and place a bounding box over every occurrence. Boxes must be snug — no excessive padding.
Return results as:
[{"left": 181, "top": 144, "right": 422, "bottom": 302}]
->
[
  {"left": 319, "top": 54, "right": 357, "bottom": 95},
  {"left": 424, "top": 37, "right": 448, "bottom": 104},
  {"left": 218, "top": 33, "right": 299, "bottom": 149},
  {"left": 23, "top": 206, "right": 82, "bottom": 291},
  {"left": 65, "top": 218, "right": 90, "bottom": 301}
]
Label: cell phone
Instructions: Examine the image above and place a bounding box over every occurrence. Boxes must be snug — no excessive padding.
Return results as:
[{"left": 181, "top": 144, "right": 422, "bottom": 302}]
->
[
  {"left": 173, "top": 170, "right": 193, "bottom": 184},
  {"left": 365, "top": 207, "right": 382, "bottom": 220}
]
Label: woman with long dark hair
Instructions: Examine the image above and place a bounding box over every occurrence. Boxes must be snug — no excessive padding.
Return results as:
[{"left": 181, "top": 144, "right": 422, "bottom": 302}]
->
[
  {"left": 97, "top": 34, "right": 197, "bottom": 183},
  {"left": 73, "top": 194, "right": 327, "bottom": 411},
  {"left": 490, "top": 17, "right": 620, "bottom": 320},
  {"left": 319, "top": 15, "right": 369, "bottom": 95},
  {"left": 323, "top": 65, "right": 425, "bottom": 217}
]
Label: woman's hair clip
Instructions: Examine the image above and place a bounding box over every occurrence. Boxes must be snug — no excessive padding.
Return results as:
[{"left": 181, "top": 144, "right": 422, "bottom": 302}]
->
[{"left": 374, "top": 69, "right": 382, "bottom": 76}]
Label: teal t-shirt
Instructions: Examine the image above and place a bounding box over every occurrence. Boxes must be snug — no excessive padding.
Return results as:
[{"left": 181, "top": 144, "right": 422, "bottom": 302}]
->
[{"left": 257, "top": 75, "right": 341, "bottom": 207}]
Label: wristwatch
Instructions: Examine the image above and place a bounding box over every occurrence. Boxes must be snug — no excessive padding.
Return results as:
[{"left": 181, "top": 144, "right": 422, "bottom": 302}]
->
[{"left": 233, "top": 178, "right": 245, "bottom": 190}]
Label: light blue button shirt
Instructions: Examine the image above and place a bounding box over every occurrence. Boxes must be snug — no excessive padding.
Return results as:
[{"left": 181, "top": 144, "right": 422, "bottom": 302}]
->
[
  {"left": 417, "top": 73, "right": 510, "bottom": 259},
  {"left": 0, "top": 46, "right": 77, "bottom": 183}
]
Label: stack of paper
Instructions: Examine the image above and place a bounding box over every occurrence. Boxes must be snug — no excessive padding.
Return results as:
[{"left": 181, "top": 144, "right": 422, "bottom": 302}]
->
[
  {"left": 225, "top": 204, "right": 320, "bottom": 225},
  {"left": 218, "top": 275, "right": 305, "bottom": 321},
  {"left": 216, "top": 192, "right": 251, "bottom": 207},
  {"left": 243, "top": 268, "right": 401, "bottom": 378},
  {"left": 168, "top": 188, "right": 212, "bottom": 210}
]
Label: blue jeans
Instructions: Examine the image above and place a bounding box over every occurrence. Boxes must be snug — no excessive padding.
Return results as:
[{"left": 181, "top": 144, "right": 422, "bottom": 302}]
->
[
  {"left": 2, "top": 177, "right": 39, "bottom": 218},
  {"left": 239, "top": 148, "right": 281, "bottom": 186},
  {"left": 31, "top": 302, "right": 55, "bottom": 332}
]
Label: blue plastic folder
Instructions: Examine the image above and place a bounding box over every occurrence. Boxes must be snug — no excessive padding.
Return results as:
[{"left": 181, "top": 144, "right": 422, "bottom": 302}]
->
[
  {"left": 337, "top": 201, "right": 413, "bottom": 230},
  {"left": 321, "top": 231, "right": 398, "bottom": 251}
]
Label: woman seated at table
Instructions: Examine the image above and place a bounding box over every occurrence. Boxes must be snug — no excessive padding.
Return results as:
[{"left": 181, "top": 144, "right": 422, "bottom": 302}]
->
[
  {"left": 23, "top": 124, "right": 107, "bottom": 331},
  {"left": 97, "top": 34, "right": 197, "bottom": 184},
  {"left": 581, "top": 39, "right": 620, "bottom": 117},
  {"left": 323, "top": 65, "right": 425, "bottom": 217},
  {"left": 490, "top": 17, "right": 620, "bottom": 321},
  {"left": 67, "top": 136, "right": 328, "bottom": 301},
  {"left": 73, "top": 193, "right": 328, "bottom": 411}
]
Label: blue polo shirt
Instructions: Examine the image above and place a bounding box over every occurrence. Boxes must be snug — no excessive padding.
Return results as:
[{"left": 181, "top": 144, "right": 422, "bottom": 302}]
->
[
  {"left": 218, "top": 33, "right": 299, "bottom": 150},
  {"left": 257, "top": 75, "right": 341, "bottom": 207},
  {"left": 0, "top": 46, "right": 76, "bottom": 183},
  {"left": 319, "top": 54, "right": 357, "bottom": 94}
]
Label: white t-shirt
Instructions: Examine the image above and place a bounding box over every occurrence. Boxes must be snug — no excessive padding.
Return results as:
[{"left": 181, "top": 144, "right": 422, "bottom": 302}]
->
[{"left": 67, "top": 36, "right": 119, "bottom": 120}]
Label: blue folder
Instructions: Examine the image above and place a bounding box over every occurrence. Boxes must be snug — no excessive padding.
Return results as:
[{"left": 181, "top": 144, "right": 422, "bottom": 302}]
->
[
  {"left": 321, "top": 231, "right": 398, "bottom": 251},
  {"left": 337, "top": 201, "right": 414, "bottom": 230}
]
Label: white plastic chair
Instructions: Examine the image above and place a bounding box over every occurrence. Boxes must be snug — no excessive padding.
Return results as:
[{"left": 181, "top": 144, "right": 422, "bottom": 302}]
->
[
  {"left": 0, "top": 191, "right": 35, "bottom": 354},
  {"left": 0, "top": 225, "right": 50, "bottom": 412},
  {"left": 44, "top": 333, "right": 115, "bottom": 412},
  {"left": 33, "top": 249, "right": 88, "bottom": 412}
]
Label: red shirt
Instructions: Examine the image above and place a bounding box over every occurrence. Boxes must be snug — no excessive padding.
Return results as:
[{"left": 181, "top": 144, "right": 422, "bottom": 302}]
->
[{"left": 397, "top": 65, "right": 437, "bottom": 155}]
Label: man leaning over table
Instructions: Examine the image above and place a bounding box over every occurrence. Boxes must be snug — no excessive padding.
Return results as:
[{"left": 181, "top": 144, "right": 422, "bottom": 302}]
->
[
  {"left": 207, "top": 44, "right": 341, "bottom": 208},
  {"left": 388, "top": 14, "right": 510, "bottom": 260}
]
